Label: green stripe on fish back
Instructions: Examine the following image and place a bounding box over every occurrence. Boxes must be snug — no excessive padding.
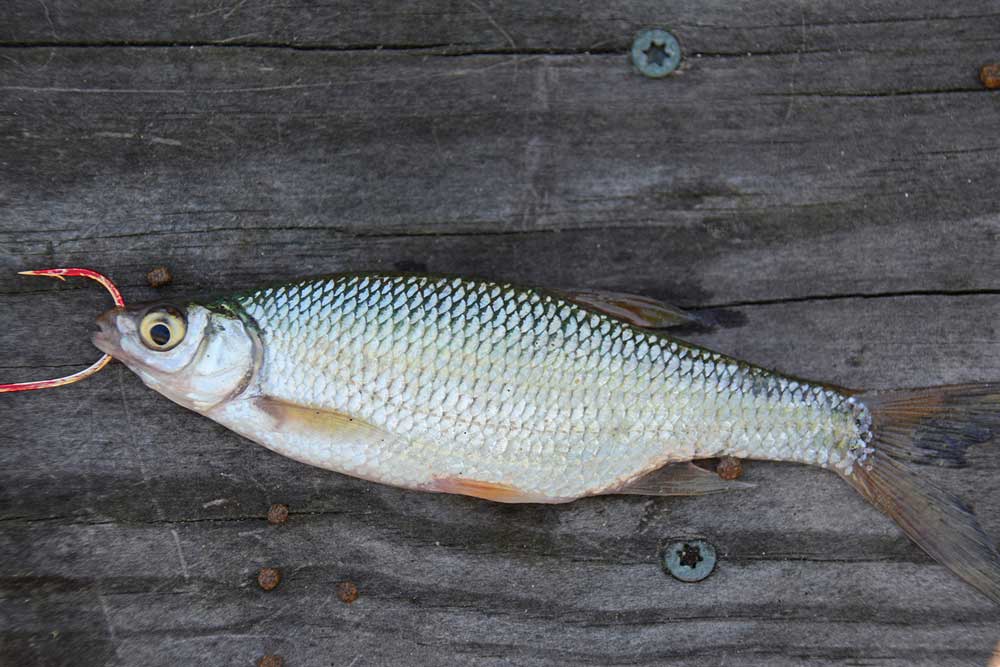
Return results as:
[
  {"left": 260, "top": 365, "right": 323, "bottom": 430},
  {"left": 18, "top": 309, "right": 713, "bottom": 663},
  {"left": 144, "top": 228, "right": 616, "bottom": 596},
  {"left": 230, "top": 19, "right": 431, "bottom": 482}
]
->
[{"left": 226, "top": 273, "right": 869, "bottom": 486}]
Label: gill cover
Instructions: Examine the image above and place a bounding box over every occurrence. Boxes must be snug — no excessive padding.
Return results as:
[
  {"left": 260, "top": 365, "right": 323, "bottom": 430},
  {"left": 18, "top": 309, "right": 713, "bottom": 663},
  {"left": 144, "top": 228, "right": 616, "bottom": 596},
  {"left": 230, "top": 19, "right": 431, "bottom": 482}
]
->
[{"left": 93, "top": 303, "right": 256, "bottom": 413}]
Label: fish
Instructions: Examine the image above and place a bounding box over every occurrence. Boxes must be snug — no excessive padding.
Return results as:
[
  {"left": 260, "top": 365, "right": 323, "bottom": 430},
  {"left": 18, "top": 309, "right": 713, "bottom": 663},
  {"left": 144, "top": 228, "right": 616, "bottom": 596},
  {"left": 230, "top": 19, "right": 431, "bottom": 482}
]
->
[{"left": 37, "top": 271, "right": 1000, "bottom": 603}]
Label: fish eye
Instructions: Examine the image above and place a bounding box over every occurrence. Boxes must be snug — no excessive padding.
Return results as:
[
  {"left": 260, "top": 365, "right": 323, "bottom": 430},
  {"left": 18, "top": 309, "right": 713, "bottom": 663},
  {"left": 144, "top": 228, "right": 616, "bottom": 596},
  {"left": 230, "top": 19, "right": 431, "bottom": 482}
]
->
[{"left": 139, "top": 306, "right": 187, "bottom": 351}]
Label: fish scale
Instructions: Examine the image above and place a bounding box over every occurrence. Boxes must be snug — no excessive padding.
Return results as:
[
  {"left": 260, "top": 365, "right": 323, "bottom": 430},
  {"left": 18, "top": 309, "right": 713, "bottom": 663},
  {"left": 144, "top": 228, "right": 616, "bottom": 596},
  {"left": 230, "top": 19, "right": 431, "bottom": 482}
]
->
[{"left": 229, "top": 273, "right": 864, "bottom": 498}]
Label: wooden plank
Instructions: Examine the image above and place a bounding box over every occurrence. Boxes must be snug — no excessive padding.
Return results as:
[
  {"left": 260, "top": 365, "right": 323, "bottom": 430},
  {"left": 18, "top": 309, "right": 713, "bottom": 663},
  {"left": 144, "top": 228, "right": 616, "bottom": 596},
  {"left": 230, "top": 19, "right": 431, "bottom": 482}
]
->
[
  {"left": 1, "top": 44, "right": 998, "bottom": 305},
  {"left": 2, "top": 0, "right": 999, "bottom": 54},
  {"left": 2, "top": 1, "right": 1000, "bottom": 665},
  {"left": 3, "top": 295, "right": 1000, "bottom": 666}
]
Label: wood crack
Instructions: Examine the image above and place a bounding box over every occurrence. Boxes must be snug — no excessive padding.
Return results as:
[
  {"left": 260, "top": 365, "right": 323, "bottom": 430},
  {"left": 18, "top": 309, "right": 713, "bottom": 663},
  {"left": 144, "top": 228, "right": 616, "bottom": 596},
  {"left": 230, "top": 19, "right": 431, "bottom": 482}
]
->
[
  {"left": 759, "top": 86, "right": 987, "bottom": 98},
  {"left": 694, "top": 288, "right": 1000, "bottom": 310},
  {"left": 0, "top": 40, "right": 623, "bottom": 57}
]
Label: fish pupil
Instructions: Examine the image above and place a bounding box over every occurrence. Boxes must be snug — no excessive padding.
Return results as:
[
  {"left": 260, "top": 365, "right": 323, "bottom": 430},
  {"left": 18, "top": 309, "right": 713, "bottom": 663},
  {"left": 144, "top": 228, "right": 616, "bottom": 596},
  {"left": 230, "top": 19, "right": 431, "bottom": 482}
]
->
[{"left": 150, "top": 323, "right": 171, "bottom": 346}]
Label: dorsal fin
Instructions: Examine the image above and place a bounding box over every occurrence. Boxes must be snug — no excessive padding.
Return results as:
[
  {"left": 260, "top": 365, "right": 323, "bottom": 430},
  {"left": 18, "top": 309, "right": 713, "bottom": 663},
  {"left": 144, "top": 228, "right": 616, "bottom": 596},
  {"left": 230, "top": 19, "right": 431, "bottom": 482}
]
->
[{"left": 555, "top": 289, "right": 697, "bottom": 328}]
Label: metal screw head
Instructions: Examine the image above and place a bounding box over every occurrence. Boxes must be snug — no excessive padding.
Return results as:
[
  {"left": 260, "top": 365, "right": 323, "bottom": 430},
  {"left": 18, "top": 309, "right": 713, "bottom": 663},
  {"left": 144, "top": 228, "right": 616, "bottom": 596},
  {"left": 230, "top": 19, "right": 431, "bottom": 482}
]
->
[
  {"left": 631, "top": 29, "right": 681, "bottom": 78},
  {"left": 662, "top": 539, "right": 717, "bottom": 582}
]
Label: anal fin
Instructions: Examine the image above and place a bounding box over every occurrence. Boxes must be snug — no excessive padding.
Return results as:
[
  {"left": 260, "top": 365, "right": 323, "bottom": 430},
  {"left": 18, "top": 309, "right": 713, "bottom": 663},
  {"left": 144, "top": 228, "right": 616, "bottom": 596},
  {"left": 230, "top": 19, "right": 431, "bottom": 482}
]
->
[{"left": 607, "top": 462, "right": 754, "bottom": 497}]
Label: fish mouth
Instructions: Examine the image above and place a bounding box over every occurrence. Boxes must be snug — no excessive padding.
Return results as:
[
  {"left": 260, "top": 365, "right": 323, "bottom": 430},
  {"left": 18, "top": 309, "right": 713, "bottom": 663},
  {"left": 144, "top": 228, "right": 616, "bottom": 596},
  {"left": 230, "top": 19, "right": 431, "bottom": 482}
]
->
[{"left": 91, "top": 308, "right": 123, "bottom": 357}]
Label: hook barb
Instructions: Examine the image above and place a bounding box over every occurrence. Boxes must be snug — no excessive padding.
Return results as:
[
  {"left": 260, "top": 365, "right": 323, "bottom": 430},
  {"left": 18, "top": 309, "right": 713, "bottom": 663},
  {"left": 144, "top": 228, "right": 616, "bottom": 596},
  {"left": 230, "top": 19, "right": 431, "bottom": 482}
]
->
[{"left": 0, "top": 268, "right": 125, "bottom": 394}]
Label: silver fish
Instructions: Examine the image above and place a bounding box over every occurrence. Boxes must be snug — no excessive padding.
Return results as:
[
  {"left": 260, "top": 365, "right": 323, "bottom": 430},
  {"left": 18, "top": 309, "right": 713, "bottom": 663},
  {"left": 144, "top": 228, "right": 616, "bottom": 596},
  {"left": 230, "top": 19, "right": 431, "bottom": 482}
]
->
[{"left": 89, "top": 272, "right": 1000, "bottom": 603}]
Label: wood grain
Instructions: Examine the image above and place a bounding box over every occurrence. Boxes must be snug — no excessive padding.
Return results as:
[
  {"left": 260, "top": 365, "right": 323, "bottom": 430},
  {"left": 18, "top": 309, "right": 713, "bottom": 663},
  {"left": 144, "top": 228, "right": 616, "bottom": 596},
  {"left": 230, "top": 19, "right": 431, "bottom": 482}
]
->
[{"left": 1, "top": 1, "right": 999, "bottom": 665}]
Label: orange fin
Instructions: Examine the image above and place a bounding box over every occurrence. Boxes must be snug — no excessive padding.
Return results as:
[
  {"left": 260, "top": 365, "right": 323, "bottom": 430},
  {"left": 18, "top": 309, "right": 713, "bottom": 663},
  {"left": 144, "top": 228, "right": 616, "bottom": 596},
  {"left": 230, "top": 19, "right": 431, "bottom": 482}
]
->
[
  {"left": 555, "top": 288, "right": 697, "bottom": 328},
  {"left": 428, "top": 477, "right": 557, "bottom": 503},
  {"left": 607, "top": 462, "right": 753, "bottom": 497}
]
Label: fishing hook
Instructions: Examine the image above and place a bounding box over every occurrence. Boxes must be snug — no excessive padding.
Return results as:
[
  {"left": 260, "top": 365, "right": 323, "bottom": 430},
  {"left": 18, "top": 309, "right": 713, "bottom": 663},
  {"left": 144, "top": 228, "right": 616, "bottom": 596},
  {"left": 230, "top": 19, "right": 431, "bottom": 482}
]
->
[{"left": 0, "top": 268, "right": 125, "bottom": 393}]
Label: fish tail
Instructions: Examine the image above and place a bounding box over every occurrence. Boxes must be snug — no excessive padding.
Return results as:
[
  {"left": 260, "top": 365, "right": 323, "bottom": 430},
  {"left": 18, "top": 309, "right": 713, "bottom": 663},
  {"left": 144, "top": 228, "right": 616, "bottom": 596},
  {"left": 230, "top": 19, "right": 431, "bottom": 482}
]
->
[{"left": 843, "top": 384, "right": 1000, "bottom": 604}]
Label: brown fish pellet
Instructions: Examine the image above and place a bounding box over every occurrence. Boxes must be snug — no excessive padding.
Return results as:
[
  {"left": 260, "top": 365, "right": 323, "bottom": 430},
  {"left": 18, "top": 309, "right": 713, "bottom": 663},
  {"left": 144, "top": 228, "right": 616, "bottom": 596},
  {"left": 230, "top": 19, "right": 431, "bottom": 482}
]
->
[
  {"left": 717, "top": 456, "right": 743, "bottom": 480},
  {"left": 981, "top": 64, "right": 1000, "bottom": 90},
  {"left": 257, "top": 655, "right": 283, "bottom": 667},
  {"left": 267, "top": 503, "right": 289, "bottom": 525},
  {"left": 146, "top": 266, "right": 173, "bottom": 288},
  {"left": 336, "top": 581, "right": 359, "bottom": 603},
  {"left": 258, "top": 567, "right": 282, "bottom": 591}
]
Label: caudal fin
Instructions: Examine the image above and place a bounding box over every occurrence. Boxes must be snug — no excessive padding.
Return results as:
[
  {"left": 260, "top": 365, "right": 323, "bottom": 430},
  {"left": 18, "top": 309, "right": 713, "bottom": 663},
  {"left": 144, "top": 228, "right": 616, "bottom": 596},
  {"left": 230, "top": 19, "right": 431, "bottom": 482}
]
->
[{"left": 844, "top": 384, "right": 1000, "bottom": 604}]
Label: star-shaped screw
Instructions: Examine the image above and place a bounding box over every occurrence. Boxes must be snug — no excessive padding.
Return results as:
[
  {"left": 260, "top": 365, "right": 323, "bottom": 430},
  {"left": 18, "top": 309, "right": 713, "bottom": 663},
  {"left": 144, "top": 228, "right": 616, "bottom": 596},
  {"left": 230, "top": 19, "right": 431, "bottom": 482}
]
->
[
  {"left": 631, "top": 28, "right": 681, "bottom": 78},
  {"left": 678, "top": 543, "right": 704, "bottom": 569},
  {"left": 643, "top": 41, "right": 672, "bottom": 67}
]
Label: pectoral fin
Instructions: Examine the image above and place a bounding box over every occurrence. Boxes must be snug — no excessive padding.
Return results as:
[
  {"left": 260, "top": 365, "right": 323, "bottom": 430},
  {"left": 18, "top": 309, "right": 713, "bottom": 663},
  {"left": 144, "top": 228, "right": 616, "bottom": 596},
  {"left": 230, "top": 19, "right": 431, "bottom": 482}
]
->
[
  {"left": 556, "top": 289, "right": 697, "bottom": 328},
  {"left": 607, "top": 462, "right": 754, "bottom": 497},
  {"left": 253, "top": 396, "right": 396, "bottom": 447}
]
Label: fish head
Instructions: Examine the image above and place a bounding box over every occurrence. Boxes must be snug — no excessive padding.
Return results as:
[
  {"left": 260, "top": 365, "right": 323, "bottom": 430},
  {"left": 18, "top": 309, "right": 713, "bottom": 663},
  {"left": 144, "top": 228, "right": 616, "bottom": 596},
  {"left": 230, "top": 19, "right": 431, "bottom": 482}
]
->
[{"left": 92, "top": 301, "right": 256, "bottom": 412}]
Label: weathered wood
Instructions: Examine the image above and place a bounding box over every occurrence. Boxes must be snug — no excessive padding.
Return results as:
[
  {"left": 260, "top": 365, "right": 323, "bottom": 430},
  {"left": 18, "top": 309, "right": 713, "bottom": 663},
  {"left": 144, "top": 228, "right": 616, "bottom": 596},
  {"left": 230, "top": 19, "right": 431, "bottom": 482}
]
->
[
  {"left": 2, "top": 1, "right": 1000, "bottom": 665},
  {"left": 3, "top": 0, "right": 999, "bottom": 55}
]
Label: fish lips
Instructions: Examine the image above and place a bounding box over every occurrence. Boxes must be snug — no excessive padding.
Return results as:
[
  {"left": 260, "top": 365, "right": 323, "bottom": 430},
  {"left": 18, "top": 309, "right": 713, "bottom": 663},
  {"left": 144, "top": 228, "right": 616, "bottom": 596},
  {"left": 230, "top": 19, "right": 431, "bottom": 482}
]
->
[{"left": 92, "top": 307, "right": 126, "bottom": 359}]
